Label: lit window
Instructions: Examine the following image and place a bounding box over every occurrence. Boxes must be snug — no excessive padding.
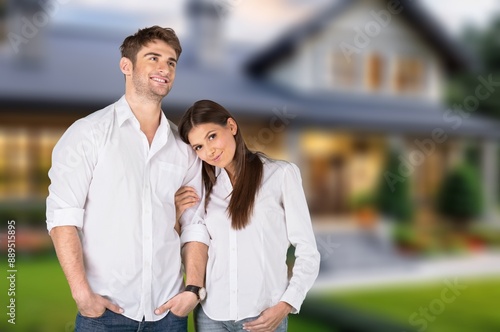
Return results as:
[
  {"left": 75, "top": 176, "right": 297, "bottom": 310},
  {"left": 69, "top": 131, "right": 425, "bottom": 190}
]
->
[
  {"left": 331, "top": 52, "right": 357, "bottom": 88},
  {"left": 394, "top": 57, "right": 425, "bottom": 94},
  {"left": 366, "top": 53, "right": 383, "bottom": 91}
]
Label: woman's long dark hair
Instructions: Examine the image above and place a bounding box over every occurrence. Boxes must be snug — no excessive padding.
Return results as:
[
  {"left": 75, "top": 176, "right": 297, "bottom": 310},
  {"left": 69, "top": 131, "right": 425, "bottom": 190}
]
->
[{"left": 178, "top": 100, "right": 263, "bottom": 230}]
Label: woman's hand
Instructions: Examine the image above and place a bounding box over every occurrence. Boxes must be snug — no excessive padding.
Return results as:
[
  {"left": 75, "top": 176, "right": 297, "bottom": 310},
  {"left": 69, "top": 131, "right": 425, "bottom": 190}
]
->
[
  {"left": 243, "top": 302, "right": 292, "bottom": 332},
  {"left": 174, "top": 186, "right": 200, "bottom": 233}
]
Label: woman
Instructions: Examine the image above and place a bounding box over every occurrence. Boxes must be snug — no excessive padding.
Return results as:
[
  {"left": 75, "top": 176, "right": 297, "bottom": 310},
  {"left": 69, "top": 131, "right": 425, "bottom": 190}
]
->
[{"left": 176, "top": 100, "right": 320, "bottom": 332}]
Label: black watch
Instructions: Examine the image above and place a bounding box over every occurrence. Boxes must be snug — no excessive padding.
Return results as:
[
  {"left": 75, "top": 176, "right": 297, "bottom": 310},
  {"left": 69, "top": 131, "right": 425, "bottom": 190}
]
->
[{"left": 184, "top": 285, "right": 207, "bottom": 301}]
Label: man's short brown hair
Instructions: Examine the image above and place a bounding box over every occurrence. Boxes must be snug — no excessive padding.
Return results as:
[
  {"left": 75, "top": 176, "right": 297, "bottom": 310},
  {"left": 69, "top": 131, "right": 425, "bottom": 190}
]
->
[{"left": 120, "top": 26, "right": 182, "bottom": 64}]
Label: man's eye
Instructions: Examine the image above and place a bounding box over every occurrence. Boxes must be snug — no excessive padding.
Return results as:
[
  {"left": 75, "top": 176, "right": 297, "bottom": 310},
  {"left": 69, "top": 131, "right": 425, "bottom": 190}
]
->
[{"left": 150, "top": 57, "right": 157, "bottom": 61}]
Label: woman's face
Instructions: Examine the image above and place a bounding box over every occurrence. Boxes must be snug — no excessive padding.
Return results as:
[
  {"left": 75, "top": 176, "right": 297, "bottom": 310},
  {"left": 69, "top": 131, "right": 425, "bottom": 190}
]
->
[{"left": 188, "top": 118, "right": 238, "bottom": 174}]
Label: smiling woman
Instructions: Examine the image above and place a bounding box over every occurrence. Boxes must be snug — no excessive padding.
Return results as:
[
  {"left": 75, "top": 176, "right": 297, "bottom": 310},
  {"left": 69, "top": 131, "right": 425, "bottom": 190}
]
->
[{"left": 176, "top": 99, "right": 321, "bottom": 332}]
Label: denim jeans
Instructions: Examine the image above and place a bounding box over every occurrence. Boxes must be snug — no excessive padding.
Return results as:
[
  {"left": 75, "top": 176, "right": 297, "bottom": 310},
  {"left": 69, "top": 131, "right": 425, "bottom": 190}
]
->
[
  {"left": 75, "top": 309, "right": 187, "bottom": 332},
  {"left": 194, "top": 305, "right": 288, "bottom": 332}
]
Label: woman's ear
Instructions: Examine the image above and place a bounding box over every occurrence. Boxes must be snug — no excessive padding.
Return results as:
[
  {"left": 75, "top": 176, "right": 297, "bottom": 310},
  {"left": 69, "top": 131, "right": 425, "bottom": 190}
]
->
[
  {"left": 120, "top": 57, "right": 132, "bottom": 76},
  {"left": 227, "top": 118, "right": 238, "bottom": 136}
]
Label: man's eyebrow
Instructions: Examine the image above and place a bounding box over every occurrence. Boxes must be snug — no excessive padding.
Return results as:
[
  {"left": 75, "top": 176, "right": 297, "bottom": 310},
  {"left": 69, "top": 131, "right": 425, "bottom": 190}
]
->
[
  {"left": 143, "top": 53, "right": 177, "bottom": 63},
  {"left": 143, "top": 52, "right": 161, "bottom": 58}
]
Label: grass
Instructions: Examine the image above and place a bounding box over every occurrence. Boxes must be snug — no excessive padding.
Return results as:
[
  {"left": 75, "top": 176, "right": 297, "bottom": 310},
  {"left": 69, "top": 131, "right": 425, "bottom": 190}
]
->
[
  {"left": 318, "top": 276, "right": 500, "bottom": 332},
  {"left": 0, "top": 255, "right": 333, "bottom": 332},
  {"left": 1, "top": 255, "right": 76, "bottom": 332},
  {"left": 2, "top": 255, "right": 498, "bottom": 332}
]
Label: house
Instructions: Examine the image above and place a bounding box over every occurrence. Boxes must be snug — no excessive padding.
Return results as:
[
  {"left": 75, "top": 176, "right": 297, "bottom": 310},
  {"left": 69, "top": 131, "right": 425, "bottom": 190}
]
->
[
  {"left": 244, "top": 0, "right": 500, "bottom": 224},
  {"left": 0, "top": 0, "right": 499, "bottom": 228}
]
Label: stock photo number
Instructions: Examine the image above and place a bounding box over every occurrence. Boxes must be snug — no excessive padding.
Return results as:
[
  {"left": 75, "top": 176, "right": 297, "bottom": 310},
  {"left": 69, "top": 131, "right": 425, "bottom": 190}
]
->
[{"left": 6, "top": 220, "right": 16, "bottom": 325}]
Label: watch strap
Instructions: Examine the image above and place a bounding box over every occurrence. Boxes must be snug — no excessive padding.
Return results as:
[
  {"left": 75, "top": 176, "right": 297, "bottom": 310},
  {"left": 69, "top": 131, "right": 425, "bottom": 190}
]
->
[{"left": 184, "top": 285, "right": 201, "bottom": 298}]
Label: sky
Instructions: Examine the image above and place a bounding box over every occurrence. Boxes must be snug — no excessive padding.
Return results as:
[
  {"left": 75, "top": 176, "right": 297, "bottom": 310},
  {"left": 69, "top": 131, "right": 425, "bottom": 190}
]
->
[
  {"left": 48, "top": 0, "right": 500, "bottom": 45},
  {"left": 420, "top": 0, "right": 500, "bottom": 35}
]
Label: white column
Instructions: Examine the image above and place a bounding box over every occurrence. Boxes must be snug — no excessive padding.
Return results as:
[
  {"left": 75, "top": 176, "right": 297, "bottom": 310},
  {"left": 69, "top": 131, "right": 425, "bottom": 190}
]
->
[{"left": 481, "top": 139, "right": 499, "bottom": 224}]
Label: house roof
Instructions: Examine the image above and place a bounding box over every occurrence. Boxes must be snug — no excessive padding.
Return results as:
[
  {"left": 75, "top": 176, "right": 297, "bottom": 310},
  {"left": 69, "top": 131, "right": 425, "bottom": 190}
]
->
[
  {"left": 1, "top": 17, "right": 498, "bottom": 139},
  {"left": 288, "top": 90, "right": 500, "bottom": 139},
  {"left": 245, "top": 0, "right": 477, "bottom": 77}
]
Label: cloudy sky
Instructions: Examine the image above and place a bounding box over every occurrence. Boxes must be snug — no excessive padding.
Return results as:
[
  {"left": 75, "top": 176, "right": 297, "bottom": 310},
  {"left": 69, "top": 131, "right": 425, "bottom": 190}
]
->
[
  {"left": 52, "top": 0, "right": 500, "bottom": 44},
  {"left": 420, "top": 0, "right": 499, "bottom": 35}
]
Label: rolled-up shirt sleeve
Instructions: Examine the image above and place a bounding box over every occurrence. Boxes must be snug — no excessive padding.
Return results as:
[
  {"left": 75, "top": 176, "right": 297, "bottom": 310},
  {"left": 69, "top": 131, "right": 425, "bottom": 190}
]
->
[
  {"left": 179, "top": 151, "right": 210, "bottom": 246},
  {"left": 280, "top": 163, "right": 320, "bottom": 313},
  {"left": 46, "top": 119, "right": 97, "bottom": 233}
]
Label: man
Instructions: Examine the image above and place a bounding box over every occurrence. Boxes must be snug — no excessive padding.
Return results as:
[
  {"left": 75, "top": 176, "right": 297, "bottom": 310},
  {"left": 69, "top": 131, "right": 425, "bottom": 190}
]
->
[{"left": 46, "top": 26, "right": 208, "bottom": 331}]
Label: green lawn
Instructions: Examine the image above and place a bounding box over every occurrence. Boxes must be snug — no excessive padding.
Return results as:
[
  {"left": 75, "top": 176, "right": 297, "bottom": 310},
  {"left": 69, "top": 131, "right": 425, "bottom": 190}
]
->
[
  {"left": 319, "top": 276, "right": 500, "bottom": 332},
  {"left": 0, "top": 256, "right": 332, "bottom": 332},
  {"left": 1, "top": 255, "right": 76, "bottom": 332},
  {"left": 1, "top": 255, "right": 497, "bottom": 332}
]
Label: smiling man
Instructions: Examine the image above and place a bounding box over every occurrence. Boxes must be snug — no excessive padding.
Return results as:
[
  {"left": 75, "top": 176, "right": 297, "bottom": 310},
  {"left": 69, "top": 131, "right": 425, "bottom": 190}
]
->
[{"left": 46, "top": 26, "right": 209, "bottom": 332}]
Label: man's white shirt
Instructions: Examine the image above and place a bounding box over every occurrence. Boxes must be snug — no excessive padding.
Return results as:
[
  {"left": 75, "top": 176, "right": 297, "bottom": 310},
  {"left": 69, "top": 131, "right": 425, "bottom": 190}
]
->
[{"left": 46, "top": 96, "right": 209, "bottom": 321}]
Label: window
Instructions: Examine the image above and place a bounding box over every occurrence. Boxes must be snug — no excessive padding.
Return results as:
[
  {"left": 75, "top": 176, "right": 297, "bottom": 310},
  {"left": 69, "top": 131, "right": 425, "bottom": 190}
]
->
[
  {"left": 0, "top": 128, "right": 62, "bottom": 200},
  {"left": 331, "top": 52, "right": 357, "bottom": 88},
  {"left": 366, "top": 53, "right": 383, "bottom": 91},
  {"left": 394, "top": 57, "right": 425, "bottom": 94}
]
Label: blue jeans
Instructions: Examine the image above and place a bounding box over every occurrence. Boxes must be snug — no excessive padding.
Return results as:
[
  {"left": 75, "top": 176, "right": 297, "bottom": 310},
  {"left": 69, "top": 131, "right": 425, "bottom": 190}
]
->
[
  {"left": 194, "top": 305, "right": 288, "bottom": 332},
  {"left": 75, "top": 309, "right": 187, "bottom": 332}
]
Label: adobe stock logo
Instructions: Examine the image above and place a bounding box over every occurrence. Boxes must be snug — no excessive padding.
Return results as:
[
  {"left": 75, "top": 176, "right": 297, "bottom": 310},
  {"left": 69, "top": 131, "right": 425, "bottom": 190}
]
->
[
  {"left": 405, "top": 278, "right": 467, "bottom": 332},
  {"left": 246, "top": 106, "right": 296, "bottom": 152},
  {"left": 340, "top": 0, "right": 405, "bottom": 62},
  {"left": 8, "top": 0, "right": 72, "bottom": 54}
]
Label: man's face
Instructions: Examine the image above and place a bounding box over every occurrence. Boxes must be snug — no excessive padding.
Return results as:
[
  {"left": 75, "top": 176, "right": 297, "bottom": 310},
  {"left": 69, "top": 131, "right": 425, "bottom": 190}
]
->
[{"left": 128, "top": 40, "right": 178, "bottom": 101}]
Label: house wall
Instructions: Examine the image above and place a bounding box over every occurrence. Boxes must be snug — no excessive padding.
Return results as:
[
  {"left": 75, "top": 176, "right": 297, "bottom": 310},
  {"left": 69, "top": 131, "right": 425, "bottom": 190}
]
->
[{"left": 298, "top": 129, "right": 386, "bottom": 216}]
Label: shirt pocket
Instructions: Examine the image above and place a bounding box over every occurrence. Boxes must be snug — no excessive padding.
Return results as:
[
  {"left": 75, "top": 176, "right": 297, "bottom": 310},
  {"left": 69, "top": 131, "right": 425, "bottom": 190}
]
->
[{"left": 154, "top": 161, "right": 186, "bottom": 202}]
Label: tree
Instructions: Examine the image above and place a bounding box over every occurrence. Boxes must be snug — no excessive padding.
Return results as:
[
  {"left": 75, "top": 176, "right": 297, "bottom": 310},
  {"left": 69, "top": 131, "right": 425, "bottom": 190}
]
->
[
  {"left": 446, "top": 16, "right": 500, "bottom": 119},
  {"left": 376, "top": 150, "right": 413, "bottom": 223},
  {"left": 436, "top": 164, "right": 483, "bottom": 229}
]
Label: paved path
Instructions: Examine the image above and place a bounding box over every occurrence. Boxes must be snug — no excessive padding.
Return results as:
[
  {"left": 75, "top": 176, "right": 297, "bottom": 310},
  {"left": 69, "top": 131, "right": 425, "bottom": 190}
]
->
[
  {"left": 311, "top": 250, "right": 500, "bottom": 292},
  {"left": 309, "top": 218, "right": 500, "bottom": 292}
]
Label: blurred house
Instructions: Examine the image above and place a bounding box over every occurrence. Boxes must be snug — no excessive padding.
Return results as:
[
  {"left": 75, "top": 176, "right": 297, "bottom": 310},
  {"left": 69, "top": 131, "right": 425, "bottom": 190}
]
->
[
  {"left": 0, "top": 0, "right": 499, "bottom": 228},
  {"left": 244, "top": 0, "right": 500, "bottom": 225}
]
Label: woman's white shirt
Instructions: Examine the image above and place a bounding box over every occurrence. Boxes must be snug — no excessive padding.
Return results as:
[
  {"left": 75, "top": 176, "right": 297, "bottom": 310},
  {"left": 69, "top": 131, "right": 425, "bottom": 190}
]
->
[{"left": 202, "top": 158, "right": 320, "bottom": 321}]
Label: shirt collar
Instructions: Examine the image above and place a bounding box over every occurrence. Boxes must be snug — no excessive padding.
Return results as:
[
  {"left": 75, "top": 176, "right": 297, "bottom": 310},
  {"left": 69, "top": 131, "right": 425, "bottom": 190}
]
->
[
  {"left": 114, "top": 95, "right": 171, "bottom": 135},
  {"left": 215, "top": 166, "right": 223, "bottom": 177},
  {"left": 155, "top": 110, "right": 171, "bottom": 144},
  {"left": 115, "top": 95, "right": 136, "bottom": 127}
]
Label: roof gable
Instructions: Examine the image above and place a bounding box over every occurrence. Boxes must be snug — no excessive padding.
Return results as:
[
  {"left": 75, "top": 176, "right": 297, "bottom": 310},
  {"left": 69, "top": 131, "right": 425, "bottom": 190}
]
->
[{"left": 246, "top": 0, "right": 476, "bottom": 77}]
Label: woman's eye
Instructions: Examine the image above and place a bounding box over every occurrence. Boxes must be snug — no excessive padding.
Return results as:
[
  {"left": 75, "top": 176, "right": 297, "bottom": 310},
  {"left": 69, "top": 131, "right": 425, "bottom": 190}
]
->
[
  {"left": 208, "top": 134, "right": 216, "bottom": 140},
  {"left": 194, "top": 146, "right": 202, "bottom": 151}
]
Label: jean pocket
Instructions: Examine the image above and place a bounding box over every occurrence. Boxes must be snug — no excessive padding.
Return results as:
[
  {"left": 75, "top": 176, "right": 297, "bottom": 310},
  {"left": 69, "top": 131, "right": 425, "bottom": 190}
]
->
[
  {"left": 169, "top": 310, "right": 188, "bottom": 319},
  {"left": 78, "top": 308, "right": 108, "bottom": 319}
]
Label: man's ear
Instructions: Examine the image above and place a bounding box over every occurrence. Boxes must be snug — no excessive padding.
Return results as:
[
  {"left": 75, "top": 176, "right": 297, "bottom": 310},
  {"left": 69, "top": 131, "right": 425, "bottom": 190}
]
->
[{"left": 120, "top": 57, "right": 132, "bottom": 76}]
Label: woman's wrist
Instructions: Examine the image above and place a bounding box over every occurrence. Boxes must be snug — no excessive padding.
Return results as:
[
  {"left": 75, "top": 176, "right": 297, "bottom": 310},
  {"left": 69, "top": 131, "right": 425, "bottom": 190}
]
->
[{"left": 277, "top": 301, "right": 293, "bottom": 314}]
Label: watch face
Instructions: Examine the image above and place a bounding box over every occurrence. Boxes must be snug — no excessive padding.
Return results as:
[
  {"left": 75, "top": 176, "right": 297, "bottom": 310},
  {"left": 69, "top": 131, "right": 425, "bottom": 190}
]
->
[{"left": 199, "top": 287, "right": 207, "bottom": 301}]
